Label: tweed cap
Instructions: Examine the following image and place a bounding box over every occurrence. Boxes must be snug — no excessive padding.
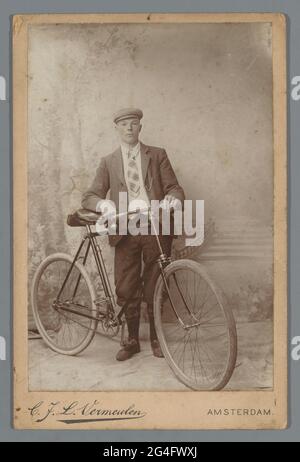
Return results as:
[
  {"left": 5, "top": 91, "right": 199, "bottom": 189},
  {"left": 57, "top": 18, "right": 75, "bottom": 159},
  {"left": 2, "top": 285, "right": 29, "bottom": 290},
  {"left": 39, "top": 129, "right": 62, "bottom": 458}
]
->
[{"left": 113, "top": 108, "right": 143, "bottom": 124}]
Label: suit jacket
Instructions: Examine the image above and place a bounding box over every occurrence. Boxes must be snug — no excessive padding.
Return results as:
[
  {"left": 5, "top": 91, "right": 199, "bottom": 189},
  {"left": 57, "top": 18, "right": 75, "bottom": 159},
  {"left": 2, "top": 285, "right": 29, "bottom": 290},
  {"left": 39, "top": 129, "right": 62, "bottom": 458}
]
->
[{"left": 82, "top": 142, "right": 185, "bottom": 246}]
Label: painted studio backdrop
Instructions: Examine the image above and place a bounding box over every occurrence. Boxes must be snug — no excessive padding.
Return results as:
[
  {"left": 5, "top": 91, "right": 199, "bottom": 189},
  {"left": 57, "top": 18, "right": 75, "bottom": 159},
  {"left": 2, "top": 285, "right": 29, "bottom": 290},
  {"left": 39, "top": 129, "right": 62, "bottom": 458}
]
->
[{"left": 28, "top": 23, "right": 273, "bottom": 391}]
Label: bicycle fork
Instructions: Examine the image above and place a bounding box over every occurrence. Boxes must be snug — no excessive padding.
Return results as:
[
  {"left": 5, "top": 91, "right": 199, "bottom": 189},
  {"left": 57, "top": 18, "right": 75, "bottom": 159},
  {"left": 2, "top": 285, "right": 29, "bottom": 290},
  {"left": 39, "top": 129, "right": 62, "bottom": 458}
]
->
[{"left": 158, "top": 257, "right": 202, "bottom": 330}]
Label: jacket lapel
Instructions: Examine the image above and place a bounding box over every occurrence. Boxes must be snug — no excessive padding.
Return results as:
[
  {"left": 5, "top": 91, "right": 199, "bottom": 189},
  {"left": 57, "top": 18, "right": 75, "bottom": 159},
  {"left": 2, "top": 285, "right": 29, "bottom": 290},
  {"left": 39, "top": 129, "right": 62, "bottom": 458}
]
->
[
  {"left": 140, "top": 142, "right": 150, "bottom": 182},
  {"left": 112, "top": 147, "right": 126, "bottom": 187}
]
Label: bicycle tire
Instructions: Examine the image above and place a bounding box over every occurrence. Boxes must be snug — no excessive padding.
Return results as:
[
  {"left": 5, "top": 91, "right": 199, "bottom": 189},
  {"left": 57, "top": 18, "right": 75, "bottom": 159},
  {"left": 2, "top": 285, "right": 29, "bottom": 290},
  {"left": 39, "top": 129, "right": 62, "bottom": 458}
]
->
[
  {"left": 154, "top": 259, "right": 237, "bottom": 390},
  {"left": 31, "top": 252, "right": 98, "bottom": 355}
]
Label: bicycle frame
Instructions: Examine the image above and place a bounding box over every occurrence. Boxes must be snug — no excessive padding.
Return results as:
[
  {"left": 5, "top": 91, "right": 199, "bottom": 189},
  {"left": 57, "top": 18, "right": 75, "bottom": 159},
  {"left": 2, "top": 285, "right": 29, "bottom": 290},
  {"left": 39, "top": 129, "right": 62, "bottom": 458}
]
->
[
  {"left": 54, "top": 228, "right": 116, "bottom": 323},
  {"left": 32, "top": 208, "right": 237, "bottom": 391},
  {"left": 54, "top": 208, "right": 200, "bottom": 331}
]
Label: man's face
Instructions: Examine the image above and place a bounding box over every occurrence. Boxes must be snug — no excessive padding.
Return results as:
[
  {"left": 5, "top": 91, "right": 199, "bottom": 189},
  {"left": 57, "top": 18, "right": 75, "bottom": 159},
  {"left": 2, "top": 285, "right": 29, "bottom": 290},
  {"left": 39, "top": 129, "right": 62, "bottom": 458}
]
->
[{"left": 115, "top": 117, "right": 142, "bottom": 146}]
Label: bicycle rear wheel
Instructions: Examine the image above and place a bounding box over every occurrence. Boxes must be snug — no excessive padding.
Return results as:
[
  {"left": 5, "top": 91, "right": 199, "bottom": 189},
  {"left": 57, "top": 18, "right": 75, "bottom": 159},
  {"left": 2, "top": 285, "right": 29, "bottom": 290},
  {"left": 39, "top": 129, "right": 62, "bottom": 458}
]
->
[
  {"left": 154, "top": 259, "right": 237, "bottom": 390},
  {"left": 31, "top": 253, "right": 98, "bottom": 355}
]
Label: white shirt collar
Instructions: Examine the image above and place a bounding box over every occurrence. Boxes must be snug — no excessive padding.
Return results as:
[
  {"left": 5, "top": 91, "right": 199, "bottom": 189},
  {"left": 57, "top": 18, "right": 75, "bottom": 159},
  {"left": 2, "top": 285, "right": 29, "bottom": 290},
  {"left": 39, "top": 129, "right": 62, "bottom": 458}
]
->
[{"left": 121, "top": 141, "right": 140, "bottom": 158}]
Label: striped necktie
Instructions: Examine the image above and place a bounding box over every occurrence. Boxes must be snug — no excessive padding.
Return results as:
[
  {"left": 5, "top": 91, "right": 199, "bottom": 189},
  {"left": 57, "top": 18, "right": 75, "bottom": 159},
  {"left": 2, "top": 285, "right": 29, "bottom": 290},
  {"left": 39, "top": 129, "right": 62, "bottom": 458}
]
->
[{"left": 127, "top": 148, "right": 140, "bottom": 196}]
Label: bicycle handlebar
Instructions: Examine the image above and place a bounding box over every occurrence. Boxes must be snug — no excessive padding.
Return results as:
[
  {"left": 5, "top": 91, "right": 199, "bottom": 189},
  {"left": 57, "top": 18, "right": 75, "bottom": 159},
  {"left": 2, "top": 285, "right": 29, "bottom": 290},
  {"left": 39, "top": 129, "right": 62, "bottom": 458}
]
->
[
  {"left": 78, "top": 203, "right": 175, "bottom": 227},
  {"left": 114, "top": 207, "right": 150, "bottom": 220}
]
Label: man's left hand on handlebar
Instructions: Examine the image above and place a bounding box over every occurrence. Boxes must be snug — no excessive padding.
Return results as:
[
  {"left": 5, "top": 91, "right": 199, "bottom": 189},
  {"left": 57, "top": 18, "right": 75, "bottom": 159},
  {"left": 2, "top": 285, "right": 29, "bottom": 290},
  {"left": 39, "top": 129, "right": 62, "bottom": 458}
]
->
[{"left": 161, "top": 194, "right": 181, "bottom": 211}]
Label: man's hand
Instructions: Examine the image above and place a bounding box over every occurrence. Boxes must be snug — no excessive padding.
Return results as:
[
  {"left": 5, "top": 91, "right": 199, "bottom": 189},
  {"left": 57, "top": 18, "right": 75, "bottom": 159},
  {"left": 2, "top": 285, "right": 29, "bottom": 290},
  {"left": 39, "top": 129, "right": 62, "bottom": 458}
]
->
[
  {"left": 96, "top": 202, "right": 117, "bottom": 234},
  {"left": 161, "top": 194, "right": 182, "bottom": 211}
]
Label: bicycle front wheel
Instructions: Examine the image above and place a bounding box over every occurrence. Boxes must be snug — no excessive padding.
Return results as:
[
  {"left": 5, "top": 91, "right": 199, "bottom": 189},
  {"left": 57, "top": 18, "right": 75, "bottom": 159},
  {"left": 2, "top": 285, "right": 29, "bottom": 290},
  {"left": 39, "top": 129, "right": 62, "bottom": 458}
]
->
[
  {"left": 31, "top": 253, "right": 98, "bottom": 355},
  {"left": 154, "top": 259, "right": 237, "bottom": 390}
]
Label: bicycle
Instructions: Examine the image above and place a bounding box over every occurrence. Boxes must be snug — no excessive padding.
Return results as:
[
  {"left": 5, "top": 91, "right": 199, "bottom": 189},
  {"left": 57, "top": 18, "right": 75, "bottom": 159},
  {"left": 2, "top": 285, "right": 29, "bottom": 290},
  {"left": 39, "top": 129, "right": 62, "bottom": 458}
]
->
[{"left": 31, "top": 207, "right": 237, "bottom": 391}]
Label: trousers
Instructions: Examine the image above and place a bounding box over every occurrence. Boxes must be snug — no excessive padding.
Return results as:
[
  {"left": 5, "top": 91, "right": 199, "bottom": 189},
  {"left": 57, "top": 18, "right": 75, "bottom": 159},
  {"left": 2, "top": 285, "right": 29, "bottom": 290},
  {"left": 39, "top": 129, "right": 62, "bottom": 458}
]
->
[{"left": 114, "top": 234, "right": 172, "bottom": 339}]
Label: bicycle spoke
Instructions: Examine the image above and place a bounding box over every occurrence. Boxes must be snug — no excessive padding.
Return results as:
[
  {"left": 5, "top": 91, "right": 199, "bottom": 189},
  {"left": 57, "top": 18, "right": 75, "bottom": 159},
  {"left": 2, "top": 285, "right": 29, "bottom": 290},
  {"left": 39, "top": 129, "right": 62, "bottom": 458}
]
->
[
  {"left": 156, "top": 262, "right": 236, "bottom": 390},
  {"left": 195, "top": 289, "right": 216, "bottom": 320},
  {"left": 189, "top": 329, "right": 199, "bottom": 383},
  {"left": 194, "top": 328, "right": 208, "bottom": 382},
  {"left": 170, "top": 327, "right": 187, "bottom": 359},
  {"left": 34, "top": 257, "right": 99, "bottom": 353}
]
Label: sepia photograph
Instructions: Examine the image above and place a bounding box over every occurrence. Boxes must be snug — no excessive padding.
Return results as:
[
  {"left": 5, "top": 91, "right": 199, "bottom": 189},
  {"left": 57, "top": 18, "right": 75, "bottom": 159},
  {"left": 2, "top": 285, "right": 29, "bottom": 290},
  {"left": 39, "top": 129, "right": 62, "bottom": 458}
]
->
[{"left": 13, "top": 13, "right": 287, "bottom": 429}]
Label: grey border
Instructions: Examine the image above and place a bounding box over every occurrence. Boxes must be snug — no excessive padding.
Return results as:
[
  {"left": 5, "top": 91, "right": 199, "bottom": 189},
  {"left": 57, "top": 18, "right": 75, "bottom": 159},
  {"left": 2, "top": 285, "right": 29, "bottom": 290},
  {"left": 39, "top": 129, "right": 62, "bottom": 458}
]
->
[{"left": 0, "top": 0, "right": 298, "bottom": 442}]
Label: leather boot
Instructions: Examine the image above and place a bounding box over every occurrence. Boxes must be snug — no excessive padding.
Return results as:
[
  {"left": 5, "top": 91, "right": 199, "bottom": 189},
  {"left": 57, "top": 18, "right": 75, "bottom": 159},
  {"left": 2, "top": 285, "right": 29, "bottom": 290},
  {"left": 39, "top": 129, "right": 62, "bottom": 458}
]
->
[
  {"left": 116, "top": 338, "right": 140, "bottom": 361},
  {"left": 116, "top": 315, "right": 140, "bottom": 361},
  {"left": 147, "top": 304, "right": 164, "bottom": 358},
  {"left": 151, "top": 339, "right": 164, "bottom": 358}
]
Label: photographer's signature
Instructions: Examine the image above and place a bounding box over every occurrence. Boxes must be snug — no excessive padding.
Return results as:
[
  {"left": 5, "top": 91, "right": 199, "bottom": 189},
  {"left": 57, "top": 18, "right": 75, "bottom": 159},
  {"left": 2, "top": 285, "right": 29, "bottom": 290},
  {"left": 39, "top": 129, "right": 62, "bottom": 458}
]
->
[{"left": 27, "top": 400, "right": 146, "bottom": 424}]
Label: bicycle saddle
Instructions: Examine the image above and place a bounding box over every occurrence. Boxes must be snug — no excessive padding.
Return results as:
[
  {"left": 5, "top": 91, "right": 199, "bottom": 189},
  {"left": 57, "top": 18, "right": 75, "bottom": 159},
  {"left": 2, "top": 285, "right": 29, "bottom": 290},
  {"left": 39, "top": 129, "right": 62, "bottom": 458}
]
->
[{"left": 67, "top": 208, "right": 101, "bottom": 227}]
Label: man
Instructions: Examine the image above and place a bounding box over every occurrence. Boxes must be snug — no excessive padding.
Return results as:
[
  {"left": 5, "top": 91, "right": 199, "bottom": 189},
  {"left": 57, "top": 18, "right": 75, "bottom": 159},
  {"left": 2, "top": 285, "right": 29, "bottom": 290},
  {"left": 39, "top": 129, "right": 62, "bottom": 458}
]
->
[{"left": 82, "top": 108, "right": 185, "bottom": 361}]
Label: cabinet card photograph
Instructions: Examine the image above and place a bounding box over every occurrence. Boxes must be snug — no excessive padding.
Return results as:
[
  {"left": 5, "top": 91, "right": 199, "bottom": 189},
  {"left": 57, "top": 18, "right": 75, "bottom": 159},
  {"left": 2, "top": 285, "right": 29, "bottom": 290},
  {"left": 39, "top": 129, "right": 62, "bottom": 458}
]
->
[{"left": 13, "top": 13, "right": 287, "bottom": 429}]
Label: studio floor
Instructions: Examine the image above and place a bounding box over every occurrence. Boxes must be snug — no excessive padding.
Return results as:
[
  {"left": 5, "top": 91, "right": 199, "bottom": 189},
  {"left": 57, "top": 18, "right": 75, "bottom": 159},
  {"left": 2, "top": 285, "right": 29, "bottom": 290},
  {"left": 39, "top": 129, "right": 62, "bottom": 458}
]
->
[{"left": 29, "top": 320, "right": 273, "bottom": 392}]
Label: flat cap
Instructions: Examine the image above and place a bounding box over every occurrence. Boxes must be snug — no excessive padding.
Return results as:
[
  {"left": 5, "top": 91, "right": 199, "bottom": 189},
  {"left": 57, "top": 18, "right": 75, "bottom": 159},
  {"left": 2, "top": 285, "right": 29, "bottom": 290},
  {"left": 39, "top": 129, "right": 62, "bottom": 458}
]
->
[{"left": 113, "top": 107, "right": 143, "bottom": 124}]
